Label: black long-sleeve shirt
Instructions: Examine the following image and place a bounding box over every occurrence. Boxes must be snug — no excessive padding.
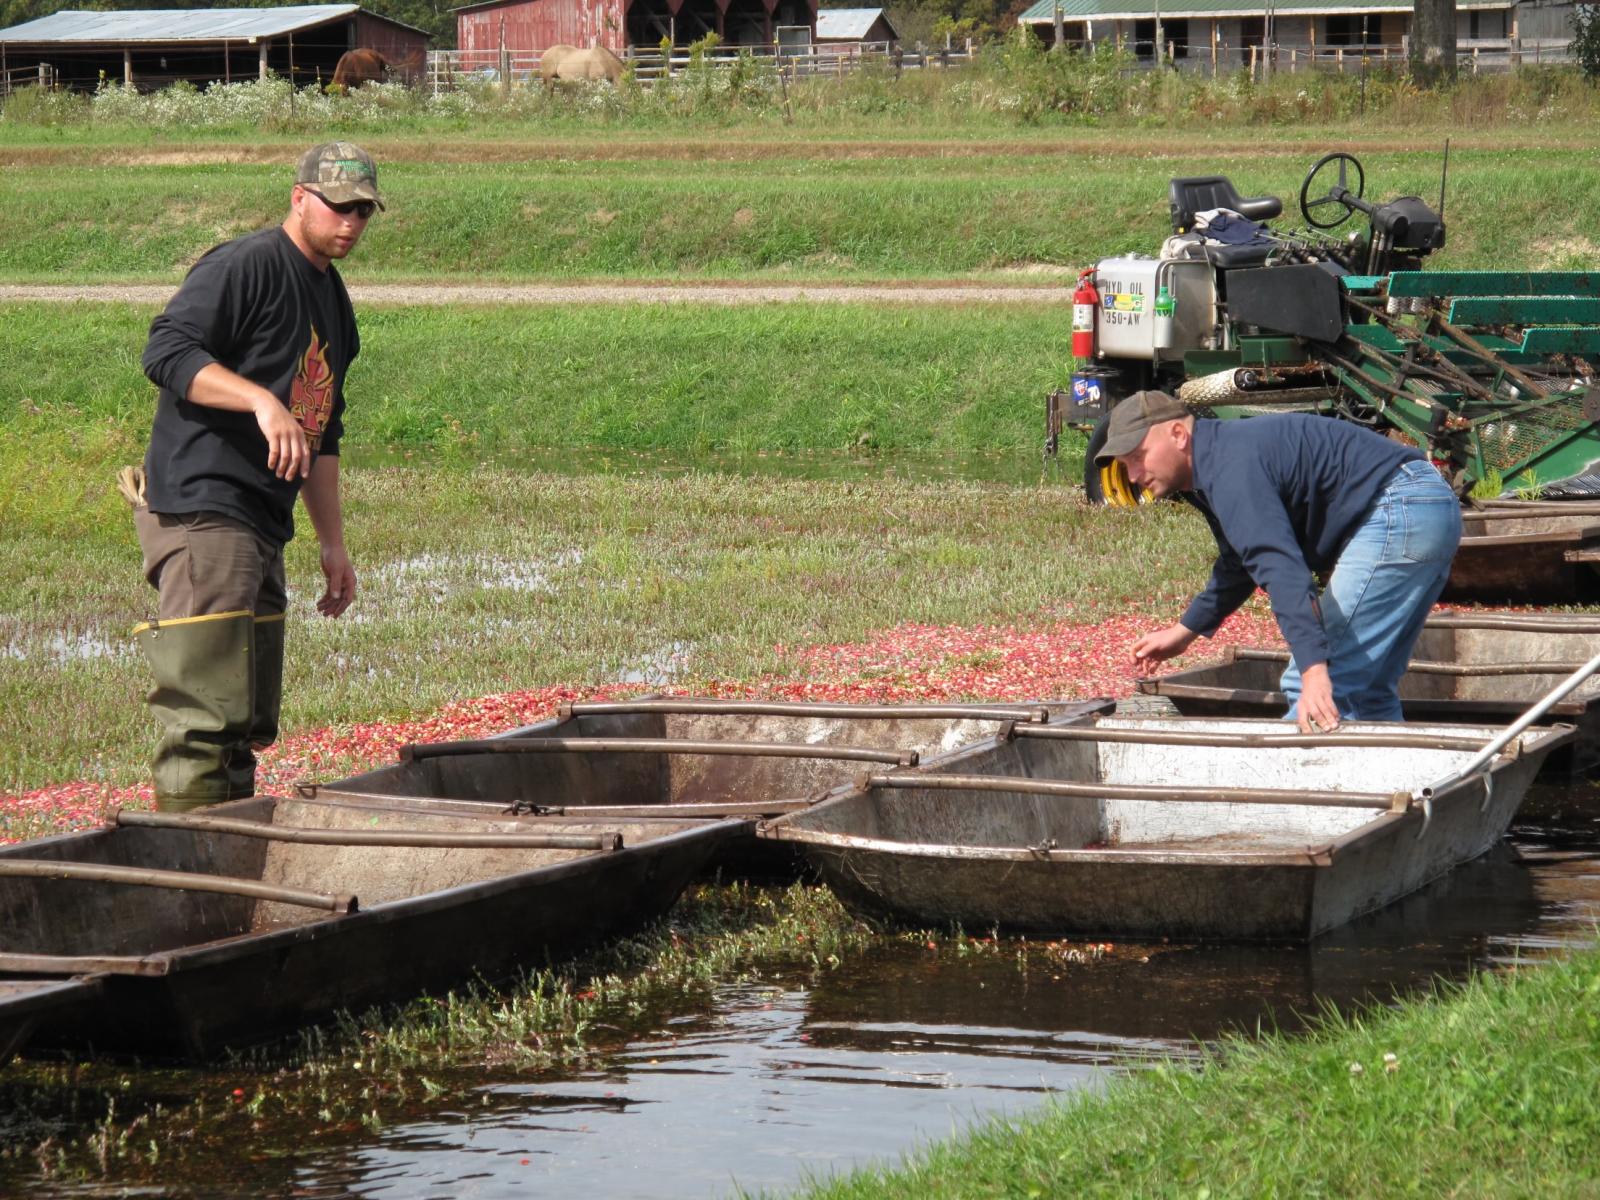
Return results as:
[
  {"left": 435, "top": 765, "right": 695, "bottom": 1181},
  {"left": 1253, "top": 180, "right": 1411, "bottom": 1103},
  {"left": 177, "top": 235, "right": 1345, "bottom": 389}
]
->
[
  {"left": 1179, "top": 415, "right": 1421, "bottom": 667},
  {"left": 141, "top": 226, "right": 358, "bottom": 545}
]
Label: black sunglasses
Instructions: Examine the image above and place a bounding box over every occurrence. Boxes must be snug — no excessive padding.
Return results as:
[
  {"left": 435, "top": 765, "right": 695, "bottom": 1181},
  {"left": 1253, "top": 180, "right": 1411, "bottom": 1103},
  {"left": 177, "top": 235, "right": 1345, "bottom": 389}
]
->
[{"left": 308, "top": 190, "right": 376, "bottom": 219}]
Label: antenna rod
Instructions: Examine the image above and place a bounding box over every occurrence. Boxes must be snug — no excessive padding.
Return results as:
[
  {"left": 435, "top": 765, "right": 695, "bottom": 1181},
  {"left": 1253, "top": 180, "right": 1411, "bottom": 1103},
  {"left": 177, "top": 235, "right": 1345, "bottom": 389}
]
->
[{"left": 1438, "top": 138, "right": 1450, "bottom": 220}]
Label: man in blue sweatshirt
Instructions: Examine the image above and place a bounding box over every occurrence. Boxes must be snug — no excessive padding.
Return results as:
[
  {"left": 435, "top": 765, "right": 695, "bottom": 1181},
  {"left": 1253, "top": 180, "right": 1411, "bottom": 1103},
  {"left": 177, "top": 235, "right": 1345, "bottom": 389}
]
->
[{"left": 1097, "top": 391, "right": 1462, "bottom": 733}]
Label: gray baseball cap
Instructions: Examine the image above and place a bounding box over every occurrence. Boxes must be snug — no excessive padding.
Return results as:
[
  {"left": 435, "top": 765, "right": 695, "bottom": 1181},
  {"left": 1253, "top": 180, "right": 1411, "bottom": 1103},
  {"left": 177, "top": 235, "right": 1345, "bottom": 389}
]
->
[
  {"left": 295, "top": 141, "right": 385, "bottom": 210},
  {"left": 1093, "top": 390, "right": 1190, "bottom": 466}
]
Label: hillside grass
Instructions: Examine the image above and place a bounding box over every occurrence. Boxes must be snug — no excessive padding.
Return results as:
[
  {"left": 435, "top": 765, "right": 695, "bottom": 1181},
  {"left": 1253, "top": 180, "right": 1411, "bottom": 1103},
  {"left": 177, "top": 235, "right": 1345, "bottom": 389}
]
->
[
  {"left": 2, "top": 143, "right": 1598, "bottom": 282},
  {"left": 0, "top": 301, "right": 1073, "bottom": 463}
]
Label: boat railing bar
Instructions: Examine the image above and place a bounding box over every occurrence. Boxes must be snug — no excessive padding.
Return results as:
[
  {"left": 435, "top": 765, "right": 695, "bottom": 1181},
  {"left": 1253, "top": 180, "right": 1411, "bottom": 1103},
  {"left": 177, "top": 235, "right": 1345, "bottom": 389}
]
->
[
  {"left": 297, "top": 787, "right": 808, "bottom": 818},
  {"left": 861, "top": 773, "right": 1407, "bottom": 811},
  {"left": 561, "top": 699, "right": 1054, "bottom": 722},
  {"left": 400, "top": 738, "right": 918, "bottom": 766},
  {"left": 527, "top": 801, "right": 812, "bottom": 818},
  {"left": 1425, "top": 613, "right": 1600, "bottom": 632},
  {"left": 1012, "top": 724, "right": 1496, "bottom": 751},
  {"left": 0, "top": 952, "right": 169, "bottom": 978},
  {"left": 1233, "top": 646, "right": 1596, "bottom": 679},
  {"left": 112, "top": 809, "right": 622, "bottom": 851},
  {"left": 1470, "top": 500, "right": 1600, "bottom": 513},
  {"left": 759, "top": 825, "right": 1327, "bottom": 868},
  {"left": 0, "top": 859, "right": 357, "bottom": 912}
]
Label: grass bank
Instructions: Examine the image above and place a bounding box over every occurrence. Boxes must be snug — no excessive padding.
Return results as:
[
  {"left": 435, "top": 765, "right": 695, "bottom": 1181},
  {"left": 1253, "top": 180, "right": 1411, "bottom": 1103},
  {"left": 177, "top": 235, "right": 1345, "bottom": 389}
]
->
[
  {"left": 794, "top": 943, "right": 1600, "bottom": 1199},
  {"left": 2, "top": 143, "right": 1597, "bottom": 281}
]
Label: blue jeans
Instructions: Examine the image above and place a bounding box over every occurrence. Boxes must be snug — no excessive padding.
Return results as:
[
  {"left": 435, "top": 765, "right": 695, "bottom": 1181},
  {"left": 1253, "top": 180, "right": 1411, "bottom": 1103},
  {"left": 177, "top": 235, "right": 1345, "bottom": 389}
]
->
[{"left": 1281, "top": 460, "right": 1462, "bottom": 722}]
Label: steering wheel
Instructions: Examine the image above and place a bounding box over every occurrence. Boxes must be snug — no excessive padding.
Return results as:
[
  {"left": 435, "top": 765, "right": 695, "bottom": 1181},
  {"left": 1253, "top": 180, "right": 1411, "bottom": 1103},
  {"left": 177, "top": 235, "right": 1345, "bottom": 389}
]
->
[{"left": 1299, "top": 152, "right": 1367, "bottom": 230}]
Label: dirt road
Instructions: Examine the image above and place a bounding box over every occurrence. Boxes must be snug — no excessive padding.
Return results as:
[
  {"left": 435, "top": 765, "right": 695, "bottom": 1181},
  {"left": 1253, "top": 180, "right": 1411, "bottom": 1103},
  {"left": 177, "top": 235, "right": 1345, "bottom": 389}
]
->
[{"left": 0, "top": 282, "right": 1072, "bottom": 306}]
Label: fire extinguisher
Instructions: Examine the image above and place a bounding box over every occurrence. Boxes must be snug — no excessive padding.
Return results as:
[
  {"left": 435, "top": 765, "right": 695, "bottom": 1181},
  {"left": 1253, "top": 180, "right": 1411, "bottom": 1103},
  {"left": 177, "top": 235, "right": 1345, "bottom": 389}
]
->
[{"left": 1072, "top": 269, "right": 1099, "bottom": 361}]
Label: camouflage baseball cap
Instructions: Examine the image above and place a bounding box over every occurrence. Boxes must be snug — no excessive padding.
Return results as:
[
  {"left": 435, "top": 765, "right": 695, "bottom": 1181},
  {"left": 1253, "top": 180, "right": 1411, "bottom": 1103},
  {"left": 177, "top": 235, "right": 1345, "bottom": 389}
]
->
[{"left": 295, "top": 142, "right": 385, "bottom": 210}]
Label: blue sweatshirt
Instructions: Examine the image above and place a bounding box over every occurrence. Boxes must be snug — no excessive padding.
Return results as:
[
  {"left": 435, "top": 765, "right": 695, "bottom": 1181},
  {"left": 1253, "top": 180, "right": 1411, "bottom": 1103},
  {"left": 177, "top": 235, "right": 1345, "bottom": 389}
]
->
[{"left": 1179, "top": 415, "right": 1421, "bottom": 667}]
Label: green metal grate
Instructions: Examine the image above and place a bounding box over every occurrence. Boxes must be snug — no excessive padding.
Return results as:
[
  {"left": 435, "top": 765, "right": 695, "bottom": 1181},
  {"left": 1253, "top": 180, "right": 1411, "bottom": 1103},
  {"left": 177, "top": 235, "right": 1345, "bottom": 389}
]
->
[{"left": 1477, "top": 393, "right": 1591, "bottom": 473}]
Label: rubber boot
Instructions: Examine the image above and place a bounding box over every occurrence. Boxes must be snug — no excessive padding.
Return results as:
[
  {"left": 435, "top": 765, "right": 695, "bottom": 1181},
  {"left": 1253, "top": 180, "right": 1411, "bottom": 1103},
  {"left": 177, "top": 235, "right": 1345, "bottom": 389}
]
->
[
  {"left": 228, "top": 613, "right": 286, "bottom": 798},
  {"left": 135, "top": 610, "right": 255, "bottom": 813}
]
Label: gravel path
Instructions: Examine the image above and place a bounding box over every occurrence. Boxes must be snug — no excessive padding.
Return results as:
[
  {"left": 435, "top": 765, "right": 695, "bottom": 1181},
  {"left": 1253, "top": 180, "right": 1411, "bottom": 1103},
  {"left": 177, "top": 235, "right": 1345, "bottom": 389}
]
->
[{"left": 0, "top": 282, "right": 1072, "bottom": 307}]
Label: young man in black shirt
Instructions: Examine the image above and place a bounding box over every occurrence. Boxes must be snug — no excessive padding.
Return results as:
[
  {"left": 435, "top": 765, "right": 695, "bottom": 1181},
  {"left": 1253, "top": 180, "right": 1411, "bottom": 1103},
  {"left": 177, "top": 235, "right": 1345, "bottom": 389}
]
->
[{"left": 127, "top": 142, "right": 382, "bottom": 811}]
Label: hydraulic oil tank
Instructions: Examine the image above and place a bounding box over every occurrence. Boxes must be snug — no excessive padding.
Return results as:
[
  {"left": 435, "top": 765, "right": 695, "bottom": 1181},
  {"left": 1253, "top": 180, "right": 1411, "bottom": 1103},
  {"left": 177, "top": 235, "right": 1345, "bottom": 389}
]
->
[
  {"left": 1093, "top": 256, "right": 1159, "bottom": 361},
  {"left": 1094, "top": 255, "right": 1218, "bottom": 363}
]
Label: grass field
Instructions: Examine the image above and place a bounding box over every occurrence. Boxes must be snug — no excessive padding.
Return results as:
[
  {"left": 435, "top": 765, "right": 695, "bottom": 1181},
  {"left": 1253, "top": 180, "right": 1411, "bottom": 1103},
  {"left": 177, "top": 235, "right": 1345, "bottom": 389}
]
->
[
  {"left": 0, "top": 452, "right": 1209, "bottom": 800},
  {"left": 3, "top": 92, "right": 1600, "bottom": 1197}
]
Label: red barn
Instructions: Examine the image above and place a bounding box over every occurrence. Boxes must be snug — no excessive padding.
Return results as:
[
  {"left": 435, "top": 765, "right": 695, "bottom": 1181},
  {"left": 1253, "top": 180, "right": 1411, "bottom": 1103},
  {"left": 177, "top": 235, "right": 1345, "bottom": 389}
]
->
[{"left": 455, "top": 0, "right": 816, "bottom": 54}]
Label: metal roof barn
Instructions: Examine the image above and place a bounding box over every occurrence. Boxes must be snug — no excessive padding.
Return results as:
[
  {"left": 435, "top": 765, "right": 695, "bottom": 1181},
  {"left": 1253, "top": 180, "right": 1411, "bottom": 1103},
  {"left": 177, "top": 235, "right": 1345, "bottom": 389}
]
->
[
  {"left": 816, "top": 7, "right": 898, "bottom": 41},
  {"left": 453, "top": 0, "right": 817, "bottom": 53},
  {"left": 0, "top": 5, "right": 431, "bottom": 93}
]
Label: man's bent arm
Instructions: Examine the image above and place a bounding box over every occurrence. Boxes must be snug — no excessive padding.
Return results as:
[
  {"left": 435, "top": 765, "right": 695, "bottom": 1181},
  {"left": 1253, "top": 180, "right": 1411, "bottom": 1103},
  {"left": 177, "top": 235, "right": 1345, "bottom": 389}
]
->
[
  {"left": 185, "top": 364, "right": 311, "bottom": 481},
  {"left": 301, "top": 455, "right": 355, "bottom": 618}
]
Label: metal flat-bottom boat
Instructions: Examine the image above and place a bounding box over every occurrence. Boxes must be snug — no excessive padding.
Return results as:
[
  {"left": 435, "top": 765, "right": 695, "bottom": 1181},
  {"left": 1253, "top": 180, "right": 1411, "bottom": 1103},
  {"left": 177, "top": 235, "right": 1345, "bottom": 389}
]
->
[
  {"left": 0, "top": 791, "right": 744, "bottom": 1059},
  {"left": 314, "top": 698, "right": 1115, "bottom": 877},
  {"left": 0, "top": 977, "right": 102, "bottom": 1060},
  {"left": 1443, "top": 501, "right": 1600, "bottom": 604},
  {"left": 1136, "top": 614, "right": 1600, "bottom": 774},
  {"left": 759, "top": 715, "right": 1573, "bottom": 942}
]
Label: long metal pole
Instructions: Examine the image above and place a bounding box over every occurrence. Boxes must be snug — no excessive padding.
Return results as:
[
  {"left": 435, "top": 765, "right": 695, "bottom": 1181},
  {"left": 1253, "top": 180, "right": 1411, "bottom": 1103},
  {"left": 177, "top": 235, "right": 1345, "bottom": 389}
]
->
[
  {"left": 565, "top": 699, "right": 1053, "bottom": 723},
  {"left": 1015, "top": 723, "right": 1496, "bottom": 750},
  {"left": 865, "top": 773, "right": 1401, "bottom": 810},
  {"left": 1233, "top": 646, "right": 1598, "bottom": 678},
  {"left": 1415, "top": 647, "right": 1600, "bottom": 799},
  {"left": 401, "top": 737, "right": 917, "bottom": 766},
  {"left": 113, "top": 809, "right": 621, "bottom": 851},
  {"left": 0, "top": 859, "right": 357, "bottom": 912}
]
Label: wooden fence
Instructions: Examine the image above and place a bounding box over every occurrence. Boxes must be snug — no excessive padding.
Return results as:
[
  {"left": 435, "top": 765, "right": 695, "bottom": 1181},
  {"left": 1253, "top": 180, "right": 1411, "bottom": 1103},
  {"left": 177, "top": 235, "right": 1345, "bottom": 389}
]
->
[
  {"left": 425, "top": 42, "right": 974, "bottom": 93},
  {"left": 1145, "top": 36, "right": 1572, "bottom": 78},
  {"left": 0, "top": 61, "right": 58, "bottom": 97}
]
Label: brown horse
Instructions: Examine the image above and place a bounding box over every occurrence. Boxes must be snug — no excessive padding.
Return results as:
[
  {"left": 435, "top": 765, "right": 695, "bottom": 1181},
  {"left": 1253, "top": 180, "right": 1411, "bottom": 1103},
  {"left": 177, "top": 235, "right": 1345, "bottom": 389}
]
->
[{"left": 330, "top": 48, "right": 411, "bottom": 91}]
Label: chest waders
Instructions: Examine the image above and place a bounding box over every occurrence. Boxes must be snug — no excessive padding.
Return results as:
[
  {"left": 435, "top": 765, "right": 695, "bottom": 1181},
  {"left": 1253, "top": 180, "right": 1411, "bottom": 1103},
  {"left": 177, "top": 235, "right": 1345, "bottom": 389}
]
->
[{"left": 135, "top": 610, "right": 284, "bottom": 812}]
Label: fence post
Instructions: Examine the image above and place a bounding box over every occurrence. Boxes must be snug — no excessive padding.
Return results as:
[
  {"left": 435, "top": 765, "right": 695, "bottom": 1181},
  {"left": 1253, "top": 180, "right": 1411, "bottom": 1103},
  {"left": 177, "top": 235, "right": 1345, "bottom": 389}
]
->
[
  {"left": 1249, "top": 44, "right": 1257, "bottom": 80},
  {"left": 1336, "top": 46, "right": 1344, "bottom": 74},
  {"left": 498, "top": 17, "right": 509, "bottom": 94}
]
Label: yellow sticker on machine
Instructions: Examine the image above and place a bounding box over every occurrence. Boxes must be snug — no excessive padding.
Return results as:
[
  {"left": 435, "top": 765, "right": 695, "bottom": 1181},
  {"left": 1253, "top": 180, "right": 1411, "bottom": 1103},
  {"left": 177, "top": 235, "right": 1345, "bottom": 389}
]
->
[{"left": 1103, "top": 293, "right": 1146, "bottom": 314}]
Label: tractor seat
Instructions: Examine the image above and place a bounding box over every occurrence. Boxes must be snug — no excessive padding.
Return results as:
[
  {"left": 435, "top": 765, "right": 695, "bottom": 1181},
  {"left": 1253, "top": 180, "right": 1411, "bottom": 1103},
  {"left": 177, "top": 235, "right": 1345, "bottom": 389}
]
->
[{"left": 1170, "top": 176, "right": 1283, "bottom": 235}]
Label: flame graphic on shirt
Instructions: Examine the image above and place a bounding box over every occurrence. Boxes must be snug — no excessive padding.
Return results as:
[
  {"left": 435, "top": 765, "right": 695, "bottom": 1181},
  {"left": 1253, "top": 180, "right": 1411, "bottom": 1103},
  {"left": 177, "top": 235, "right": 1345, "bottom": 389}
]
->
[{"left": 289, "top": 326, "right": 335, "bottom": 451}]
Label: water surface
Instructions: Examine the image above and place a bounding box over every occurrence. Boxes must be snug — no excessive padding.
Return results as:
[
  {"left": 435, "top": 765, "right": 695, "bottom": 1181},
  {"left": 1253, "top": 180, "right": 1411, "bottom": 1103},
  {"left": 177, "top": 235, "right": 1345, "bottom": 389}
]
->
[{"left": 10, "top": 782, "right": 1600, "bottom": 1199}]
